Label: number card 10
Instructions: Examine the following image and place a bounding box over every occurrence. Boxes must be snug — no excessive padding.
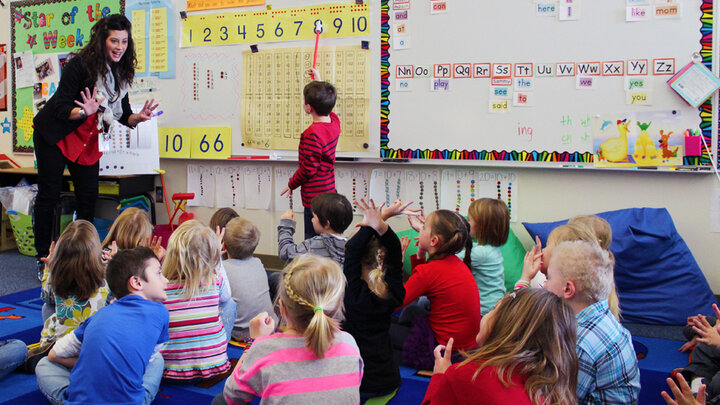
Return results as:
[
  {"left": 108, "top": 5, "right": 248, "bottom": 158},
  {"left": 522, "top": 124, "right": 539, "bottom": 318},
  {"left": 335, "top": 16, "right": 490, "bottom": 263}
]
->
[
  {"left": 191, "top": 127, "right": 232, "bottom": 159},
  {"left": 159, "top": 127, "right": 192, "bottom": 158}
]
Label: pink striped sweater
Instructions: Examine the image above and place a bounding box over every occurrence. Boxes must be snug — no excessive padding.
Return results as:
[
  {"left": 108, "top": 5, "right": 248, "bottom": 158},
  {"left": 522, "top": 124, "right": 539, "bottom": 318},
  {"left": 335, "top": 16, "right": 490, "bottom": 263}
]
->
[
  {"left": 223, "top": 331, "right": 363, "bottom": 404},
  {"left": 161, "top": 276, "right": 230, "bottom": 380}
]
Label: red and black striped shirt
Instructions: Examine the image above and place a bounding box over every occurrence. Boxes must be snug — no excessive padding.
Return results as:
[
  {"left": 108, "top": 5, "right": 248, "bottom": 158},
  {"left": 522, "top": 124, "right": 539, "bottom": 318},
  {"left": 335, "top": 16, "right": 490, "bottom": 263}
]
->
[{"left": 288, "top": 112, "right": 341, "bottom": 207}]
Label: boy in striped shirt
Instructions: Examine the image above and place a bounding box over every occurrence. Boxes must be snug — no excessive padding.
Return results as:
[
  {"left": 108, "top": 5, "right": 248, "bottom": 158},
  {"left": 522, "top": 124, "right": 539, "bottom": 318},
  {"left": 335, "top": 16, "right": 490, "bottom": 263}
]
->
[{"left": 281, "top": 67, "right": 341, "bottom": 240}]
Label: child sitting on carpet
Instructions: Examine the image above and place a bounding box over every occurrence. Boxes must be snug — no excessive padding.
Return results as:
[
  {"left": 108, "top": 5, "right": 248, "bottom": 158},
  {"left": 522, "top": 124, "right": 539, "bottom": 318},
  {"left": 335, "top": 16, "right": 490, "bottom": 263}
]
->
[
  {"left": 36, "top": 247, "right": 169, "bottom": 405},
  {"left": 223, "top": 216, "right": 276, "bottom": 341},
  {"left": 343, "top": 198, "right": 408, "bottom": 403},
  {"left": 423, "top": 288, "right": 578, "bottom": 405},
  {"left": 277, "top": 192, "right": 353, "bottom": 266},
  {"left": 102, "top": 207, "right": 165, "bottom": 261},
  {"left": 27, "top": 220, "right": 110, "bottom": 372},
  {"left": 214, "top": 254, "right": 363, "bottom": 405},
  {"left": 392, "top": 209, "right": 481, "bottom": 370},
  {"left": 460, "top": 198, "right": 510, "bottom": 316},
  {"left": 160, "top": 220, "right": 232, "bottom": 382}
]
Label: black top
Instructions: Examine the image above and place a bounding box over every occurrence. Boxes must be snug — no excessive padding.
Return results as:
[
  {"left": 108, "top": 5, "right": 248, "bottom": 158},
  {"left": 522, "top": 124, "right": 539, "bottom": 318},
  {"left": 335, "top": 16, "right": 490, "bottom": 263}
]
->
[
  {"left": 33, "top": 56, "right": 133, "bottom": 145},
  {"left": 342, "top": 226, "right": 406, "bottom": 393}
]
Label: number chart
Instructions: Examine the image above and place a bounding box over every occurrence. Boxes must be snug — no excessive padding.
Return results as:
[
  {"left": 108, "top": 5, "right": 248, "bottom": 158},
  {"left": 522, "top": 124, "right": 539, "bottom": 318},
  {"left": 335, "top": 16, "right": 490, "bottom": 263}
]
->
[
  {"left": 241, "top": 46, "right": 369, "bottom": 151},
  {"left": 181, "top": 3, "right": 369, "bottom": 47}
]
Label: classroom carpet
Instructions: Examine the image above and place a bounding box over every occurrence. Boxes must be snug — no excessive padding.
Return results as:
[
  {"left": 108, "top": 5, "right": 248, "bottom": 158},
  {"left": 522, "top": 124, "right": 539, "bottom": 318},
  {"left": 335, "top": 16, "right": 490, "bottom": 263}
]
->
[
  {"left": 0, "top": 287, "right": 694, "bottom": 405},
  {"left": 0, "top": 288, "right": 429, "bottom": 405}
]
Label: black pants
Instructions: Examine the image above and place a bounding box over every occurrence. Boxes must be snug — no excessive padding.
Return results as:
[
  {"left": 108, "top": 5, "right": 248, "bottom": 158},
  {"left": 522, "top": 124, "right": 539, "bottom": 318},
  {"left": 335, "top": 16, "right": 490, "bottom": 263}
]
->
[
  {"left": 303, "top": 206, "right": 317, "bottom": 240},
  {"left": 33, "top": 133, "right": 98, "bottom": 258},
  {"left": 685, "top": 342, "right": 720, "bottom": 402}
]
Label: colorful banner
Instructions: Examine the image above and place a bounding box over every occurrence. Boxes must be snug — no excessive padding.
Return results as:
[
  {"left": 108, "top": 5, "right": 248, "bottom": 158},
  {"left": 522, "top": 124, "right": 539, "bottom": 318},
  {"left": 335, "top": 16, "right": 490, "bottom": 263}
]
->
[
  {"left": 0, "top": 45, "right": 7, "bottom": 111},
  {"left": 181, "top": 3, "right": 369, "bottom": 47},
  {"left": 11, "top": 0, "right": 124, "bottom": 152},
  {"left": 187, "top": 0, "right": 264, "bottom": 12}
]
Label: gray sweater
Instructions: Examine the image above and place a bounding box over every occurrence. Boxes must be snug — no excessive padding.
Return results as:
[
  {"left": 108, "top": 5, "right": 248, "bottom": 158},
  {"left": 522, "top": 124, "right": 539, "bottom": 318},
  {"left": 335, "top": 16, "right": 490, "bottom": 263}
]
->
[
  {"left": 223, "top": 257, "right": 277, "bottom": 340},
  {"left": 277, "top": 218, "right": 346, "bottom": 265}
]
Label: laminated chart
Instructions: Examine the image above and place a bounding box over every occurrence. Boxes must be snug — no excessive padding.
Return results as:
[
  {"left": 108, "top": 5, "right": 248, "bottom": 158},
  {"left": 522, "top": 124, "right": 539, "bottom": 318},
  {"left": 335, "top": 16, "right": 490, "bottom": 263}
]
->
[
  {"left": 241, "top": 46, "right": 369, "bottom": 151},
  {"left": 181, "top": 2, "right": 369, "bottom": 47}
]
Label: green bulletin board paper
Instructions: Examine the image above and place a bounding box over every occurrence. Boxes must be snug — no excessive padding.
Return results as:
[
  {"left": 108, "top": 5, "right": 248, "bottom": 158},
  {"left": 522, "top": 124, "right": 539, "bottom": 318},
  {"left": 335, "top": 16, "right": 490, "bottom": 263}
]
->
[{"left": 11, "top": 0, "right": 124, "bottom": 152}]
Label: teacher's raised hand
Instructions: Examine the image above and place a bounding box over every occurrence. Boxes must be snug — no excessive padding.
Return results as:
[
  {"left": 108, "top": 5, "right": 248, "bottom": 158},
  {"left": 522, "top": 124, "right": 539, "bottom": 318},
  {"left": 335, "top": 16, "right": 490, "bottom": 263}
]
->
[
  {"left": 128, "top": 98, "right": 159, "bottom": 126},
  {"left": 74, "top": 87, "right": 106, "bottom": 117}
]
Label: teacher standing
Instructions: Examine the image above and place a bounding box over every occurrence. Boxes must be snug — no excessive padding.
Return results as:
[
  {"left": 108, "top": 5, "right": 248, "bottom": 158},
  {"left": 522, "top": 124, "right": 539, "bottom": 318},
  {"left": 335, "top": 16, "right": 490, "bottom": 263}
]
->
[{"left": 32, "top": 14, "right": 157, "bottom": 272}]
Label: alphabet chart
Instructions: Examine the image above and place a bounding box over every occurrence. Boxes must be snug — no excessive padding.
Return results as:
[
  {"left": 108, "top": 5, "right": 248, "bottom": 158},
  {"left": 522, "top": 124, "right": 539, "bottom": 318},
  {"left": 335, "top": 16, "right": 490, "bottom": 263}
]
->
[
  {"left": 273, "top": 166, "right": 302, "bottom": 213},
  {"left": 335, "top": 167, "right": 369, "bottom": 213},
  {"left": 243, "top": 165, "right": 272, "bottom": 209},
  {"left": 241, "top": 46, "right": 370, "bottom": 151},
  {"left": 187, "top": 165, "right": 216, "bottom": 207},
  {"left": 215, "top": 166, "right": 245, "bottom": 208}
]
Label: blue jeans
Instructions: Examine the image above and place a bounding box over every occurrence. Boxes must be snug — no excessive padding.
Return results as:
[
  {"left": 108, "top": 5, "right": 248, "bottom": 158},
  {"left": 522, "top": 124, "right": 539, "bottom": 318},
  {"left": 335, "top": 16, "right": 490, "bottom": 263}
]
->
[
  {"left": 220, "top": 299, "right": 237, "bottom": 342},
  {"left": 36, "top": 352, "right": 165, "bottom": 405},
  {"left": 0, "top": 340, "right": 27, "bottom": 380}
]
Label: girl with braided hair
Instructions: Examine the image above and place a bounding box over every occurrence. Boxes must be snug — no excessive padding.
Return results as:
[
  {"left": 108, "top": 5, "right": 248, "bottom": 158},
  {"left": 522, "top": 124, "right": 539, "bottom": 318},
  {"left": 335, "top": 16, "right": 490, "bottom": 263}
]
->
[{"left": 214, "top": 254, "right": 363, "bottom": 405}]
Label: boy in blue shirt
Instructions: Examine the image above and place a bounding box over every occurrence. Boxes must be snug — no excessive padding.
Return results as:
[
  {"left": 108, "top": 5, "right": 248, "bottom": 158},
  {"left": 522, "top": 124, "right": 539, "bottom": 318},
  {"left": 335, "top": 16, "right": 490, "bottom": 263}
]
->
[{"left": 36, "top": 247, "right": 170, "bottom": 405}]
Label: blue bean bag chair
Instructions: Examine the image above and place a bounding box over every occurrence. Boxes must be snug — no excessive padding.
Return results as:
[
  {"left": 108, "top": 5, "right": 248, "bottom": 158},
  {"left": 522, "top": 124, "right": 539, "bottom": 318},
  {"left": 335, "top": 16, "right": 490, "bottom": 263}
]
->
[{"left": 523, "top": 208, "right": 716, "bottom": 325}]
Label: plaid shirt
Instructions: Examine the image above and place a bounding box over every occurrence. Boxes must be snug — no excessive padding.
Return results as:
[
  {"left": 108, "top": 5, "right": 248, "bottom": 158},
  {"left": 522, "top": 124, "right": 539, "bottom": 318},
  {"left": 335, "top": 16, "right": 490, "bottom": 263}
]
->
[{"left": 576, "top": 299, "right": 640, "bottom": 404}]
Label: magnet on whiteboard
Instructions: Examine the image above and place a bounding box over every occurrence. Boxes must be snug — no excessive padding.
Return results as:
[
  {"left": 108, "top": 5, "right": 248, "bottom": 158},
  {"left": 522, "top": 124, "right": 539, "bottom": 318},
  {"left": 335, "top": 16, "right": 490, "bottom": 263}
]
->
[
  {"left": 250, "top": 44, "right": 259, "bottom": 53},
  {"left": 361, "top": 41, "right": 369, "bottom": 50},
  {"left": 179, "top": 10, "right": 187, "bottom": 19},
  {"left": 266, "top": 4, "right": 272, "bottom": 9}
]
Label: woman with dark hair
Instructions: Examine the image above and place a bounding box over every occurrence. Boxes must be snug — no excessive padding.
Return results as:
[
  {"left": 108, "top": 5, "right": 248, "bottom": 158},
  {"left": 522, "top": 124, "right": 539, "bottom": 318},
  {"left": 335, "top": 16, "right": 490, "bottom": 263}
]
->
[{"left": 32, "top": 14, "right": 157, "bottom": 275}]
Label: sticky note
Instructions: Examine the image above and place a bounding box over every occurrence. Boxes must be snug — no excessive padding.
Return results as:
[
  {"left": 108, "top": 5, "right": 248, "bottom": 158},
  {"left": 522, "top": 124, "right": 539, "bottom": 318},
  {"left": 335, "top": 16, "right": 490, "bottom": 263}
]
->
[
  {"left": 626, "top": 91, "right": 652, "bottom": 105},
  {"left": 396, "top": 79, "right": 412, "bottom": 91},
  {"left": 513, "top": 92, "right": 534, "bottom": 107},
  {"left": 489, "top": 100, "right": 509, "bottom": 113}
]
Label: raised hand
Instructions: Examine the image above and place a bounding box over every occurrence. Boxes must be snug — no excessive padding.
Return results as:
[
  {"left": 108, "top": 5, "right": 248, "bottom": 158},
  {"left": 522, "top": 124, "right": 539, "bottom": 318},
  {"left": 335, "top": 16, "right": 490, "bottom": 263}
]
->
[
  {"left": 432, "top": 337, "right": 454, "bottom": 375},
  {"left": 135, "top": 98, "right": 159, "bottom": 123},
  {"left": 74, "top": 87, "right": 105, "bottom": 116},
  {"left": 281, "top": 209, "right": 295, "bottom": 221},
  {"left": 520, "top": 236, "right": 543, "bottom": 282},
  {"left": 102, "top": 241, "right": 118, "bottom": 262},
  {"left": 692, "top": 314, "right": 720, "bottom": 347},
  {"left": 355, "top": 198, "right": 388, "bottom": 235},
  {"left": 407, "top": 209, "right": 426, "bottom": 232},
  {"left": 308, "top": 68, "right": 321, "bottom": 81},
  {"left": 145, "top": 236, "right": 166, "bottom": 262},
  {"left": 382, "top": 199, "right": 419, "bottom": 221},
  {"left": 662, "top": 373, "right": 706, "bottom": 405}
]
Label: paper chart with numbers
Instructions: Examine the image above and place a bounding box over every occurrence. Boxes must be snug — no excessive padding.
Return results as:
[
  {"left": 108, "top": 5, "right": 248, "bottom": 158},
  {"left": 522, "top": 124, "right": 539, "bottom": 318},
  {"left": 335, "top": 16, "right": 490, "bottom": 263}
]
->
[
  {"left": 98, "top": 106, "right": 159, "bottom": 176},
  {"left": 187, "top": 165, "right": 216, "bottom": 207},
  {"left": 440, "top": 169, "right": 518, "bottom": 221},
  {"left": 243, "top": 166, "right": 273, "bottom": 210},
  {"left": 273, "top": 166, "right": 302, "bottom": 213},
  {"left": 180, "top": 52, "right": 241, "bottom": 121},
  {"left": 368, "top": 169, "right": 404, "bottom": 208},
  {"left": 403, "top": 169, "right": 441, "bottom": 213},
  {"left": 335, "top": 167, "right": 370, "bottom": 214},
  {"left": 241, "top": 46, "right": 370, "bottom": 152},
  {"left": 215, "top": 166, "right": 245, "bottom": 209}
]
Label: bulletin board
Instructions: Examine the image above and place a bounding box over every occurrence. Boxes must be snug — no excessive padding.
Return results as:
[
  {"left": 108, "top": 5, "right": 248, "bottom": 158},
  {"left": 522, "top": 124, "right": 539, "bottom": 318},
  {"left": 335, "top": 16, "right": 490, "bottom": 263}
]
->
[
  {"left": 380, "top": 0, "right": 717, "bottom": 167},
  {"left": 10, "top": 0, "right": 125, "bottom": 153}
]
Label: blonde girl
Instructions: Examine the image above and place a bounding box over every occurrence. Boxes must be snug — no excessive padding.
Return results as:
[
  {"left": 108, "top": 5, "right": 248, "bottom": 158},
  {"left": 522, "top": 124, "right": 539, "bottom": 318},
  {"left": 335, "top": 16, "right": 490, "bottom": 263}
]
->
[
  {"left": 424, "top": 288, "right": 578, "bottom": 405},
  {"left": 102, "top": 207, "right": 164, "bottom": 261},
  {"left": 28, "top": 220, "right": 110, "bottom": 371},
  {"left": 344, "top": 199, "right": 407, "bottom": 402},
  {"left": 518, "top": 219, "right": 621, "bottom": 319},
  {"left": 160, "top": 220, "right": 231, "bottom": 381},
  {"left": 462, "top": 198, "right": 510, "bottom": 315},
  {"left": 216, "top": 254, "right": 363, "bottom": 405}
]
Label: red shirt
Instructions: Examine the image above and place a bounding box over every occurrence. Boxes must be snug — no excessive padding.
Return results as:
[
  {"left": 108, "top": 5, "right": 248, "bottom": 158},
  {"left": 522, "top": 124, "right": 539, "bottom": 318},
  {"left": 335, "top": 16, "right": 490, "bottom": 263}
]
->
[
  {"left": 402, "top": 255, "right": 481, "bottom": 350},
  {"left": 288, "top": 112, "right": 340, "bottom": 207},
  {"left": 57, "top": 113, "right": 103, "bottom": 165},
  {"left": 422, "top": 362, "right": 535, "bottom": 405}
]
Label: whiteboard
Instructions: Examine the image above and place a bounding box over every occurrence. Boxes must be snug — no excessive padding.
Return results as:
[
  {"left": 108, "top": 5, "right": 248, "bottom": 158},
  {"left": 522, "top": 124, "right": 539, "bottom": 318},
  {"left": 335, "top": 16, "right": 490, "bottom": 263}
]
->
[{"left": 380, "top": 0, "right": 717, "bottom": 167}]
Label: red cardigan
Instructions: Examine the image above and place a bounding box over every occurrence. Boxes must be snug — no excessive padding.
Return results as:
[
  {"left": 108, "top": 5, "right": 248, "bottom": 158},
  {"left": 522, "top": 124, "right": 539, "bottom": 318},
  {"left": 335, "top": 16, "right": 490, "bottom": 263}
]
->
[
  {"left": 422, "top": 362, "right": 535, "bottom": 405},
  {"left": 402, "top": 254, "right": 481, "bottom": 350}
]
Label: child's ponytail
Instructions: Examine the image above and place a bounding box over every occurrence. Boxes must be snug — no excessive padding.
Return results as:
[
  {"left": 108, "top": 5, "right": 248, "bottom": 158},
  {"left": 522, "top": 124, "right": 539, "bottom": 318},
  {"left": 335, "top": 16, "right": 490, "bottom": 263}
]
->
[
  {"left": 279, "top": 255, "right": 346, "bottom": 359},
  {"left": 427, "top": 210, "right": 473, "bottom": 269}
]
